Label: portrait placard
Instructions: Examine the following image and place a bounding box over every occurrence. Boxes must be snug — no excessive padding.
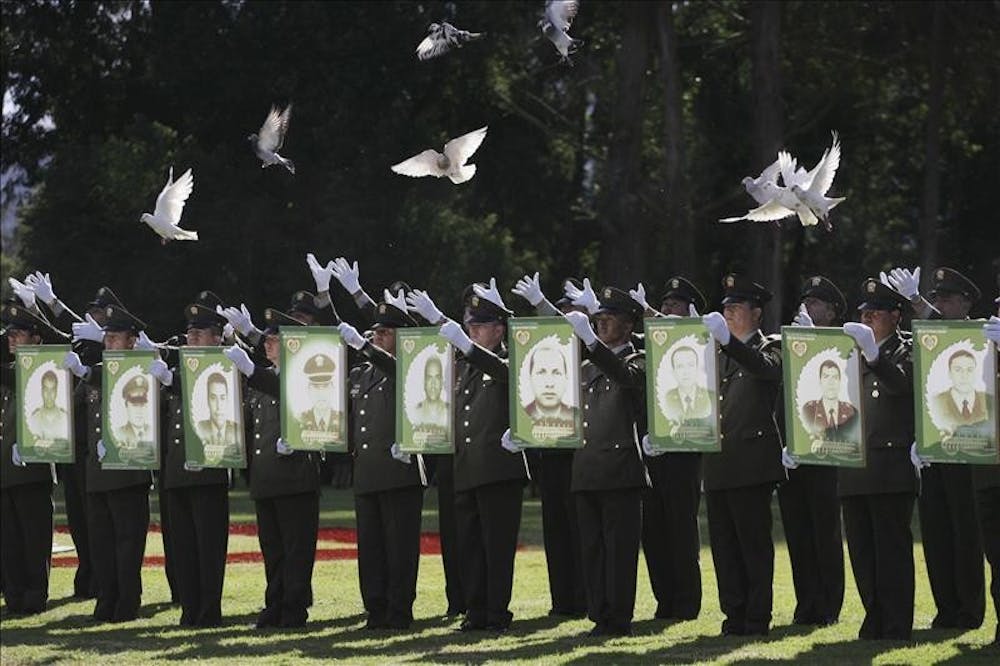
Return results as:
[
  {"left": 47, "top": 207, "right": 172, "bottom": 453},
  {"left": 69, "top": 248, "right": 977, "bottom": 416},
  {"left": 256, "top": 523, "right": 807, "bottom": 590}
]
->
[
  {"left": 15, "top": 344, "right": 74, "bottom": 463},
  {"left": 781, "top": 327, "right": 865, "bottom": 467},
  {"left": 280, "top": 327, "right": 348, "bottom": 452},
  {"left": 508, "top": 318, "right": 583, "bottom": 449},
  {"left": 179, "top": 348, "right": 246, "bottom": 468},
  {"left": 396, "top": 328, "right": 454, "bottom": 454},
  {"left": 644, "top": 318, "right": 720, "bottom": 453},
  {"left": 913, "top": 320, "right": 998, "bottom": 464},
  {"left": 101, "top": 350, "right": 160, "bottom": 470}
]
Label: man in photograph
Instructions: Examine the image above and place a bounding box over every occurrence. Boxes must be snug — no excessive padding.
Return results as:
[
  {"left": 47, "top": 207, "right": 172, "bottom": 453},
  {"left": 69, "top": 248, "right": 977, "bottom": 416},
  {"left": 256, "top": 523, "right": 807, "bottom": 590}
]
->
[
  {"left": 801, "top": 359, "right": 857, "bottom": 440},
  {"left": 28, "top": 369, "right": 68, "bottom": 442},
  {"left": 931, "top": 349, "right": 991, "bottom": 435},
  {"left": 660, "top": 345, "right": 712, "bottom": 424},
  {"left": 524, "top": 341, "right": 575, "bottom": 434},
  {"left": 194, "top": 371, "right": 238, "bottom": 455},
  {"left": 412, "top": 355, "right": 448, "bottom": 429},
  {"left": 297, "top": 352, "right": 341, "bottom": 436}
]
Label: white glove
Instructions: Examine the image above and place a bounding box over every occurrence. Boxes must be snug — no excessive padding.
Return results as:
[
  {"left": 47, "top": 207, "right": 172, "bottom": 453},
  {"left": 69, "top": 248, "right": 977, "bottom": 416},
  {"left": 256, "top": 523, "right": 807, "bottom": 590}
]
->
[
  {"left": 97, "top": 439, "right": 107, "bottom": 463},
  {"left": 8, "top": 277, "right": 36, "bottom": 309},
  {"left": 781, "top": 446, "right": 800, "bottom": 470},
  {"left": 843, "top": 322, "right": 879, "bottom": 363},
  {"left": 337, "top": 322, "right": 366, "bottom": 350},
  {"left": 26, "top": 271, "right": 56, "bottom": 306},
  {"left": 564, "top": 310, "right": 597, "bottom": 347},
  {"left": 331, "top": 257, "right": 362, "bottom": 294},
  {"left": 134, "top": 330, "right": 158, "bottom": 351},
  {"left": 512, "top": 272, "right": 544, "bottom": 307},
  {"left": 183, "top": 461, "right": 203, "bottom": 472},
  {"left": 148, "top": 358, "right": 173, "bottom": 387},
  {"left": 565, "top": 277, "right": 599, "bottom": 315},
  {"left": 887, "top": 267, "right": 921, "bottom": 300},
  {"left": 306, "top": 252, "right": 334, "bottom": 293},
  {"left": 383, "top": 288, "right": 407, "bottom": 313},
  {"left": 702, "top": 312, "right": 731, "bottom": 345},
  {"left": 641, "top": 433, "right": 665, "bottom": 457},
  {"left": 472, "top": 277, "right": 509, "bottom": 312},
  {"left": 62, "top": 351, "right": 88, "bottom": 379},
  {"left": 222, "top": 322, "right": 235, "bottom": 342},
  {"left": 910, "top": 441, "right": 930, "bottom": 470},
  {"left": 440, "top": 320, "right": 473, "bottom": 355},
  {"left": 792, "top": 304, "right": 815, "bottom": 327},
  {"left": 224, "top": 345, "right": 255, "bottom": 377},
  {"left": 390, "top": 442, "right": 412, "bottom": 464},
  {"left": 983, "top": 316, "right": 1000, "bottom": 344},
  {"left": 500, "top": 428, "right": 524, "bottom": 453},
  {"left": 72, "top": 313, "right": 105, "bottom": 344},
  {"left": 405, "top": 289, "right": 444, "bottom": 325},
  {"left": 217, "top": 304, "right": 257, "bottom": 337},
  {"left": 11, "top": 443, "right": 26, "bottom": 467},
  {"left": 276, "top": 437, "right": 294, "bottom": 456},
  {"left": 628, "top": 283, "right": 651, "bottom": 312}
]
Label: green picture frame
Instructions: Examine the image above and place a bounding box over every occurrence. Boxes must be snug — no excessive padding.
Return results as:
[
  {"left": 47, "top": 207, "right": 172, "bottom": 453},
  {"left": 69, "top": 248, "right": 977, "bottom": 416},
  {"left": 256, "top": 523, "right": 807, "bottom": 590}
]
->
[
  {"left": 14, "top": 344, "right": 75, "bottom": 463},
  {"left": 280, "top": 327, "right": 348, "bottom": 452},
  {"left": 178, "top": 347, "right": 246, "bottom": 468},
  {"left": 101, "top": 349, "right": 160, "bottom": 470},
  {"left": 395, "top": 328, "right": 454, "bottom": 454}
]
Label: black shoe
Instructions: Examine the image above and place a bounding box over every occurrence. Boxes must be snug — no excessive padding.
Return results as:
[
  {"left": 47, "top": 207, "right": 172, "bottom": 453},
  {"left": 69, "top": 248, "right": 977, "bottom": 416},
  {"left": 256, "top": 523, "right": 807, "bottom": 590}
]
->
[
  {"left": 458, "top": 618, "right": 488, "bottom": 632},
  {"left": 549, "top": 608, "right": 586, "bottom": 619},
  {"left": 364, "top": 619, "right": 388, "bottom": 630},
  {"left": 255, "top": 608, "right": 281, "bottom": 629},
  {"left": 445, "top": 606, "right": 466, "bottom": 617},
  {"left": 279, "top": 611, "right": 308, "bottom": 628},
  {"left": 587, "top": 623, "right": 607, "bottom": 637},
  {"left": 606, "top": 623, "right": 632, "bottom": 637},
  {"left": 931, "top": 615, "right": 957, "bottom": 629}
]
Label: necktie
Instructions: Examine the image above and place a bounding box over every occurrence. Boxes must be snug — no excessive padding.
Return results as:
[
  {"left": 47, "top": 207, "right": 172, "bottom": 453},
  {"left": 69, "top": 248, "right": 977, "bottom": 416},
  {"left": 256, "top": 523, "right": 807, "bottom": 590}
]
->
[
  {"left": 962, "top": 400, "right": 971, "bottom": 419},
  {"left": 829, "top": 409, "right": 836, "bottom": 430},
  {"left": 684, "top": 396, "right": 692, "bottom": 415},
  {"left": 319, "top": 419, "right": 326, "bottom": 431}
]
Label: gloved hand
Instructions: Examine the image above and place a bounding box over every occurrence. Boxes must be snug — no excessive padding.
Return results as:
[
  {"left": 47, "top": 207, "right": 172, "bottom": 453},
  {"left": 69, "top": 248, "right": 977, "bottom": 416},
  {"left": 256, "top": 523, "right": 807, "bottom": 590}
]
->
[
  {"left": 383, "top": 288, "right": 407, "bottom": 313},
  {"left": 405, "top": 289, "right": 444, "bottom": 325},
  {"left": 133, "top": 330, "right": 158, "bottom": 351},
  {"left": 983, "top": 316, "right": 1000, "bottom": 345},
  {"left": 331, "top": 257, "right": 362, "bottom": 294},
  {"left": 909, "top": 442, "right": 930, "bottom": 470},
  {"left": 641, "top": 433, "right": 665, "bottom": 457},
  {"left": 8, "top": 277, "right": 36, "bottom": 309},
  {"left": 843, "top": 322, "right": 879, "bottom": 363},
  {"left": 628, "top": 283, "right": 651, "bottom": 312},
  {"left": 217, "top": 304, "right": 258, "bottom": 337},
  {"left": 224, "top": 345, "right": 255, "bottom": 377},
  {"left": 306, "top": 252, "right": 334, "bottom": 293},
  {"left": 11, "top": 443, "right": 26, "bottom": 467},
  {"left": 276, "top": 437, "right": 294, "bottom": 456},
  {"left": 781, "top": 446, "right": 800, "bottom": 470},
  {"left": 72, "top": 313, "right": 105, "bottom": 344},
  {"left": 565, "top": 277, "right": 599, "bottom": 315},
  {"left": 390, "top": 442, "right": 412, "bottom": 464},
  {"left": 440, "top": 320, "right": 473, "bottom": 355},
  {"left": 148, "top": 358, "right": 173, "bottom": 387},
  {"left": 62, "top": 351, "right": 88, "bottom": 379},
  {"left": 886, "top": 267, "right": 921, "bottom": 300},
  {"left": 792, "top": 304, "right": 815, "bottom": 327},
  {"left": 472, "top": 277, "right": 509, "bottom": 312},
  {"left": 222, "top": 323, "right": 235, "bottom": 342},
  {"left": 26, "top": 271, "right": 57, "bottom": 306},
  {"left": 500, "top": 428, "right": 524, "bottom": 454},
  {"left": 688, "top": 303, "right": 700, "bottom": 317},
  {"left": 511, "top": 272, "right": 544, "bottom": 307},
  {"left": 97, "top": 439, "right": 107, "bottom": 463},
  {"left": 564, "top": 310, "right": 597, "bottom": 347},
  {"left": 702, "top": 312, "right": 731, "bottom": 345},
  {"left": 337, "top": 322, "right": 366, "bottom": 350},
  {"left": 183, "top": 461, "right": 203, "bottom": 472}
]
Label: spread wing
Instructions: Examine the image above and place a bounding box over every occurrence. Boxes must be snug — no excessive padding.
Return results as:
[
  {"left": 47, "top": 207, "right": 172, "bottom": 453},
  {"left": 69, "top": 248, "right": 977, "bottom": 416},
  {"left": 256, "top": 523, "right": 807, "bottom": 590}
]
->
[
  {"left": 756, "top": 156, "right": 781, "bottom": 185},
  {"left": 778, "top": 151, "right": 809, "bottom": 189},
  {"left": 153, "top": 167, "right": 194, "bottom": 224},
  {"left": 443, "top": 126, "right": 488, "bottom": 166},
  {"left": 546, "top": 0, "right": 579, "bottom": 33},
  {"left": 720, "top": 198, "right": 795, "bottom": 223},
  {"left": 391, "top": 149, "right": 443, "bottom": 178},
  {"left": 806, "top": 132, "right": 841, "bottom": 196},
  {"left": 258, "top": 104, "right": 291, "bottom": 152},
  {"left": 416, "top": 35, "right": 449, "bottom": 60}
]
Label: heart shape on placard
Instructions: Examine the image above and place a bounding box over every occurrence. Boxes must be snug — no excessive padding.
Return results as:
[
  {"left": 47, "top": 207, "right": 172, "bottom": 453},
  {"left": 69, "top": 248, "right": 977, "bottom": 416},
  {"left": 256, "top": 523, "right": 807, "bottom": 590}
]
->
[
  {"left": 185, "top": 357, "right": 199, "bottom": 372},
  {"left": 920, "top": 334, "right": 938, "bottom": 351},
  {"left": 286, "top": 338, "right": 301, "bottom": 354},
  {"left": 106, "top": 360, "right": 119, "bottom": 375},
  {"left": 651, "top": 330, "right": 668, "bottom": 347},
  {"left": 19, "top": 356, "right": 32, "bottom": 370},
  {"left": 791, "top": 340, "right": 808, "bottom": 358},
  {"left": 402, "top": 339, "right": 415, "bottom": 354},
  {"left": 514, "top": 330, "right": 531, "bottom": 346}
]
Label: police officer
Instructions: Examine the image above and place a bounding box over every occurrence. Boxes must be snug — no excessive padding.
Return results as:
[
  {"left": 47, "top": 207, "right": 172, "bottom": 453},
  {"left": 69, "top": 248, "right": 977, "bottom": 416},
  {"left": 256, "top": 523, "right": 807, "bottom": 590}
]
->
[
  {"left": 407, "top": 281, "right": 530, "bottom": 632},
  {"left": 778, "top": 275, "right": 847, "bottom": 625},
  {"left": 700, "top": 274, "right": 785, "bottom": 636},
  {"left": 562, "top": 286, "right": 648, "bottom": 637},
  {"left": 62, "top": 303, "right": 153, "bottom": 622},
  {"left": 336, "top": 299, "right": 426, "bottom": 630},
  {"left": 0, "top": 303, "right": 63, "bottom": 614},
  {"left": 839, "top": 277, "right": 917, "bottom": 640},
  {"left": 980, "top": 308, "right": 1000, "bottom": 645}
]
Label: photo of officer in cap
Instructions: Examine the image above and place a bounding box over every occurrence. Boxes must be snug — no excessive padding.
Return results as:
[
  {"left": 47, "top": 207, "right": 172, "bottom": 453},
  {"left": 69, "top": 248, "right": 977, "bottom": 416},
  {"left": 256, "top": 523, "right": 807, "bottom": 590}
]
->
[
  {"left": 113, "top": 374, "right": 154, "bottom": 453},
  {"left": 297, "top": 352, "right": 342, "bottom": 439}
]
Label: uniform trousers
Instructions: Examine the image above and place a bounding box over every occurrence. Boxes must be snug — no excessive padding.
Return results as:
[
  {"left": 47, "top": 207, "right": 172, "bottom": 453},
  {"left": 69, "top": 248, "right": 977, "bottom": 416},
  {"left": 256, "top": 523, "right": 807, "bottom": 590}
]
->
[
  {"left": 87, "top": 484, "right": 150, "bottom": 621},
  {"left": 255, "top": 491, "right": 319, "bottom": 627},
  {"left": 435, "top": 456, "right": 465, "bottom": 613},
  {"left": 975, "top": 486, "right": 1000, "bottom": 643},
  {"left": 539, "top": 452, "right": 586, "bottom": 616},
  {"left": 841, "top": 492, "right": 915, "bottom": 640},
  {"left": 59, "top": 460, "right": 95, "bottom": 598},
  {"left": 158, "top": 486, "right": 179, "bottom": 603},
  {"left": 454, "top": 479, "right": 523, "bottom": 628},
  {"left": 706, "top": 483, "right": 775, "bottom": 635},
  {"left": 0, "top": 481, "right": 53, "bottom": 613},
  {"left": 354, "top": 485, "right": 423, "bottom": 628}
]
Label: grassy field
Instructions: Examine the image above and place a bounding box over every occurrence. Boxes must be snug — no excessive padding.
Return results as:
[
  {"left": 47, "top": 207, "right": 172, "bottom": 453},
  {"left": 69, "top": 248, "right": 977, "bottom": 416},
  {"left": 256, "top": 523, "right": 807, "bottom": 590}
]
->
[{"left": 1, "top": 485, "right": 996, "bottom": 665}]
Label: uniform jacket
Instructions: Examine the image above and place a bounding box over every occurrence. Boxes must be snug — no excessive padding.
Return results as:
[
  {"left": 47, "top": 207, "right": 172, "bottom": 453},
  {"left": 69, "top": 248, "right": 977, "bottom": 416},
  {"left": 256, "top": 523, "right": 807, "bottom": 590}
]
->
[{"left": 1, "top": 363, "right": 53, "bottom": 490}]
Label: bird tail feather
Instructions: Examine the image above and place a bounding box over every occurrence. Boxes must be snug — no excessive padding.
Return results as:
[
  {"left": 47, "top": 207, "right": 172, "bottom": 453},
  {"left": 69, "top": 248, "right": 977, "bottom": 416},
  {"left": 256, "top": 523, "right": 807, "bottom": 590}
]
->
[
  {"left": 449, "top": 164, "right": 476, "bottom": 184},
  {"left": 281, "top": 157, "right": 296, "bottom": 175},
  {"left": 176, "top": 229, "right": 198, "bottom": 241}
]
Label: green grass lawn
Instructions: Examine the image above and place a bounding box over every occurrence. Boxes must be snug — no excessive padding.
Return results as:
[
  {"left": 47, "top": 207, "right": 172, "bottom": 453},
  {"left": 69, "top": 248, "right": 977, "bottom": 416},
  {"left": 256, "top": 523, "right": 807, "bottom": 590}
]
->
[{"left": 1, "top": 485, "right": 996, "bottom": 664}]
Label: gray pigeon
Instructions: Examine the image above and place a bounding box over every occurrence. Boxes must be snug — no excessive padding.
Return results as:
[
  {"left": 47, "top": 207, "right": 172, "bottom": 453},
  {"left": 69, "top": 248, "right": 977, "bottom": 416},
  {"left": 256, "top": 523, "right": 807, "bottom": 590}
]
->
[
  {"left": 540, "top": 0, "right": 582, "bottom": 64},
  {"left": 248, "top": 104, "right": 295, "bottom": 174},
  {"left": 416, "top": 21, "right": 485, "bottom": 61}
]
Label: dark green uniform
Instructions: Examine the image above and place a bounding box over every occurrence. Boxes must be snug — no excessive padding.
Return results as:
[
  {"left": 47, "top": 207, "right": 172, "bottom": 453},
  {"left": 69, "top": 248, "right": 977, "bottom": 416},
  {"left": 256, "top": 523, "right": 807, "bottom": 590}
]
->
[{"left": 974, "top": 462, "right": 1000, "bottom": 645}]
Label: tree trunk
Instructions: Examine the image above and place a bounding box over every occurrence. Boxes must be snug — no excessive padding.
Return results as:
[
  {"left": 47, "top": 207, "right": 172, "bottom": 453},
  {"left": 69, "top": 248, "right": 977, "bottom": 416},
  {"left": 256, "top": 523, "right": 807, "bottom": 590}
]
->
[{"left": 920, "top": 1, "right": 943, "bottom": 274}]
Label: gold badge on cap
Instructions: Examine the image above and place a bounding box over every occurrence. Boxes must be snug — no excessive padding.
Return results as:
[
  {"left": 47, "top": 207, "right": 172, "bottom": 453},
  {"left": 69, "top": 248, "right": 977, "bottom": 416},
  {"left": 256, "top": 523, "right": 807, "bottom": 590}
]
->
[
  {"left": 106, "top": 306, "right": 114, "bottom": 318},
  {"left": 189, "top": 305, "right": 198, "bottom": 315},
  {"left": 671, "top": 279, "right": 679, "bottom": 288},
  {"left": 265, "top": 310, "right": 273, "bottom": 321},
  {"left": 812, "top": 277, "right": 821, "bottom": 286},
  {"left": 936, "top": 269, "right": 945, "bottom": 280},
  {"left": 378, "top": 304, "right": 386, "bottom": 314},
  {"left": 867, "top": 280, "right": 877, "bottom": 293},
  {"left": 603, "top": 287, "right": 612, "bottom": 298},
  {"left": 471, "top": 296, "right": 479, "bottom": 306},
  {"left": 725, "top": 275, "right": 735, "bottom": 288}
]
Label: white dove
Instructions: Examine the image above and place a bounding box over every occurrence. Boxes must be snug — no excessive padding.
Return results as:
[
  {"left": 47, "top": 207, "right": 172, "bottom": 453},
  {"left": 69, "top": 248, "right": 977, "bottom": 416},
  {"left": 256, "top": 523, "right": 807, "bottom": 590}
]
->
[
  {"left": 416, "top": 21, "right": 485, "bottom": 61},
  {"left": 719, "top": 179, "right": 819, "bottom": 228},
  {"left": 780, "top": 131, "right": 845, "bottom": 229},
  {"left": 249, "top": 104, "right": 295, "bottom": 174},
  {"left": 740, "top": 156, "right": 782, "bottom": 205},
  {"left": 540, "top": 0, "right": 582, "bottom": 64},
  {"left": 390, "top": 126, "right": 488, "bottom": 185},
  {"left": 140, "top": 167, "right": 197, "bottom": 243}
]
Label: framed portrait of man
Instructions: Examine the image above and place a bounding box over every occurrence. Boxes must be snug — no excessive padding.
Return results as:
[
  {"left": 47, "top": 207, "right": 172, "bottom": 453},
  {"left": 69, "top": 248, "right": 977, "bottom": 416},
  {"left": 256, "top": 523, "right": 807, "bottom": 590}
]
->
[
  {"left": 644, "top": 318, "right": 720, "bottom": 453},
  {"left": 280, "top": 327, "right": 348, "bottom": 452},
  {"left": 782, "top": 327, "right": 865, "bottom": 467},
  {"left": 913, "top": 320, "right": 998, "bottom": 464},
  {"left": 179, "top": 347, "right": 246, "bottom": 468},
  {"left": 101, "top": 349, "right": 160, "bottom": 470},
  {"left": 396, "top": 328, "right": 454, "bottom": 454},
  {"left": 508, "top": 317, "right": 583, "bottom": 449},
  {"left": 15, "top": 344, "right": 74, "bottom": 463}
]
